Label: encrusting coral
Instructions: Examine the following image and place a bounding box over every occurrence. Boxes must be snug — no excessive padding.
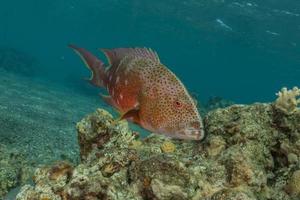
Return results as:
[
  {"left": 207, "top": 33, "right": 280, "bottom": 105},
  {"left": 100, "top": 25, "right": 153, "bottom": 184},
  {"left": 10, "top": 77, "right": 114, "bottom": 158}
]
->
[
  {"left": 275, "top": 87, "right": 300, "bottom": 114},
  {"left": 160, "top": 141, "right": 176, "bottom": 153},
  {"left": 15, "top": 87, "right": 300, "bottom": 200}
]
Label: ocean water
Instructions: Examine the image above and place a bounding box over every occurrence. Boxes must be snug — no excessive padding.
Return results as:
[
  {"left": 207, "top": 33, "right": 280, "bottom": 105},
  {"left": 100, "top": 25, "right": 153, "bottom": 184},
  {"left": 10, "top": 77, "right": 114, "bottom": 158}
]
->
[
  {"left": 0, "top": 0, "right": 300, "bottom": 198},
  {"left": 1, "top": 0, "right": 300, "bottom": 103}
]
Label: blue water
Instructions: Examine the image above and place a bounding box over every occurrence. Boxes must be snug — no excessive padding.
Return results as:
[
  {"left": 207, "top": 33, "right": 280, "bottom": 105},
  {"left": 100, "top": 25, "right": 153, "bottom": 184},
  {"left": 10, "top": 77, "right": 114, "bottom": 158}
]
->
[{"left": 1, "top": 0, "right": 299, "bottom": 103}]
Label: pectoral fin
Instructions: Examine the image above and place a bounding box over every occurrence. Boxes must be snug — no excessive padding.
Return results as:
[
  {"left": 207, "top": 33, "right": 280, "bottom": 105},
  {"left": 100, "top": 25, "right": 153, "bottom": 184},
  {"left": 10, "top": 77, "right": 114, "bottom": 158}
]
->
[
  {"left": 120, "top": 108, "right": 140, "bottom": 124},
  {"left": 112, "top": 108, "right": 140, "bottom": 126}
]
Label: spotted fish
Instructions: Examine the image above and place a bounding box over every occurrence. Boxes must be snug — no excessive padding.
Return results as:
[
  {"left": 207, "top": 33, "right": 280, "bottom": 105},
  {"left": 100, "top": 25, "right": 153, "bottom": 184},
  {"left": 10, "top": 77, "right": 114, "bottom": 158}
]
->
[{"left": 69, "top": 45, "right": 205, "bottom": 140}]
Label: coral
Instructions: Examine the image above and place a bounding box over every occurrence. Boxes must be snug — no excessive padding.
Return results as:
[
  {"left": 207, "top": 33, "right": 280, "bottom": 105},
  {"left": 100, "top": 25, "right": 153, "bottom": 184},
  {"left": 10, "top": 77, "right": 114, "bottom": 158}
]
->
[
  {"left": 101, "top": 162, "right": 121, "bottom": 177},
  {"left": 275, "top": 87, "right": 300, "bottom": 114},
  {"left": 15, "top": 99, "right": 300, "bottom": 200},
  {"left": 129, "top": 140, "right": 143, "bottom": 149},
  {"left": 160, "top": 141, "right": 176, "bottom": 153},
  {"left": 47, "top": 161, "right": 73, "bottom": 181}
]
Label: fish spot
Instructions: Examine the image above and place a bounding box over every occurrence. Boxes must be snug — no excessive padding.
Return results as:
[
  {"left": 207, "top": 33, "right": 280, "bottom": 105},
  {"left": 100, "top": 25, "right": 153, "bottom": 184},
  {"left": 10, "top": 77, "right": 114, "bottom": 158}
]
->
[
  {"left": 116, "top": 76, "right": 120, "bottom": 84},
  {"left": 120, "top": 93, "right": 123, "bottom": 100}
]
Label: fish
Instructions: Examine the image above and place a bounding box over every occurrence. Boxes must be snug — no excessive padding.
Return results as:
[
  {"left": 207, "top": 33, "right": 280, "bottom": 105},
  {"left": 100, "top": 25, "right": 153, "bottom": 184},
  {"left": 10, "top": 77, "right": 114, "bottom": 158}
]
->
[{"left": 69, "top": 44, "right": 205, "bottom": 140}]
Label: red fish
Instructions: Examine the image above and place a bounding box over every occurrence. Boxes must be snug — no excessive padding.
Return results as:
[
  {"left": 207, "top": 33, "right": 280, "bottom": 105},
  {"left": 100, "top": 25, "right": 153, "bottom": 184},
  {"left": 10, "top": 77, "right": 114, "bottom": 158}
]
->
[{"left": 69, "top": 45, "right": 205, "bottom": 140}]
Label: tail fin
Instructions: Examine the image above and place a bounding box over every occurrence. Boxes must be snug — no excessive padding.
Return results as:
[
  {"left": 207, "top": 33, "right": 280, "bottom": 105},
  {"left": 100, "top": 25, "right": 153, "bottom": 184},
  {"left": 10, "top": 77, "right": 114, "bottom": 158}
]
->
[{"left": 69, "top": 44, "right": 106, "bottom": 88}]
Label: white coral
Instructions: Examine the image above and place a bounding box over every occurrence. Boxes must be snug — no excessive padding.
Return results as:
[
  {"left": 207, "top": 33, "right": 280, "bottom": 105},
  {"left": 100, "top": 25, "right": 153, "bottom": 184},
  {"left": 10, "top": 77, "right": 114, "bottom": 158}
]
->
[{"left": 275, "top": 87, "right": 300, "bottom": 114}]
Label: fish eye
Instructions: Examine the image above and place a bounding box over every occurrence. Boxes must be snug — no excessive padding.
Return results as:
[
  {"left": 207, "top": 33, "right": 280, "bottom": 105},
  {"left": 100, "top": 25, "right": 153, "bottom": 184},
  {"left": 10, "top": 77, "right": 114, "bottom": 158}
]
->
[{"left": 174, "top": 100, "right": 183, "bottom": 108}]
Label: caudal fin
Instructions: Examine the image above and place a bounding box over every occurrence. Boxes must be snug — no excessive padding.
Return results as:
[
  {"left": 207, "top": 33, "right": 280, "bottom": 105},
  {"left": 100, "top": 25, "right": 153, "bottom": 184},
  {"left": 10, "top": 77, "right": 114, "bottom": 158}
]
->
[{"left": 69, "top": 44, "right": 106, "bottom": 88}]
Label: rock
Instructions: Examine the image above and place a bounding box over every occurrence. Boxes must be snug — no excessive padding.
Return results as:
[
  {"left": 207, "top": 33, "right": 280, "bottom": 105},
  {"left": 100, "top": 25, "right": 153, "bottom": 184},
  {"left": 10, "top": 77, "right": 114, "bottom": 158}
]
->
[
  {"left": 128, "top": 155, "right": 192, "bottom": 199},
  {"left": 0, "top": 144, "right": 31, "bottom": 198},
  {"left": 76, "top": 109, "right": 135, "bottom": 161},
  {"left": 287, "top": 153, "right": 298, "bottom": 165},
  {"left": 285, "top": 170, "right": 300, "bottom": 197},
  {"left": 15, "top": 103, "right": 300, "bottom": 200},
  {"left": 151, "top": 179, "right": 188, "bottom": 200},
  {"left": 209, "top": 188, "right": 256, "bottom": 200},
  {"left": 206, "top": 135, "right": 226, "bottom": 157}
]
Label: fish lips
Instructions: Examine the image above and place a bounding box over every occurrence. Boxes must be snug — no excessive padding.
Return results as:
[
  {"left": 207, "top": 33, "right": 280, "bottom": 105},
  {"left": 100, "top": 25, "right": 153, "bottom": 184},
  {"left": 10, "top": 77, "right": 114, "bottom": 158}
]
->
[{"left": 170, "top": 127, "right": 205, "bottom": 141}]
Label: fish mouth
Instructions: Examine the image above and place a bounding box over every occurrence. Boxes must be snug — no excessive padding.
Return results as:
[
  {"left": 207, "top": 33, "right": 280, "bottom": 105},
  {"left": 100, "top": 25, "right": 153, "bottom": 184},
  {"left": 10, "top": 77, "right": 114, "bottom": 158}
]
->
[{"left": 175, "top": 127, "right": 205, "bottom": 141}]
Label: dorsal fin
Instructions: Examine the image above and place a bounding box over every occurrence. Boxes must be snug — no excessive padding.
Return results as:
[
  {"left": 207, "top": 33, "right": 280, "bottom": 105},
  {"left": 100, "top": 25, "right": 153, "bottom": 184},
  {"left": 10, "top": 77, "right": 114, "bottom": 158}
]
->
[{"left": 100, "top": 48, "right": 160, "bottom": 67}]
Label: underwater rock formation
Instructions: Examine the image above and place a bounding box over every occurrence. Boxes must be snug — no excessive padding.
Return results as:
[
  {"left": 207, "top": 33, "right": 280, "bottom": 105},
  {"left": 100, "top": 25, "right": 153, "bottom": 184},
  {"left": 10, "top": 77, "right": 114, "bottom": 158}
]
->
[
  {"left": 0, "top": 47, "right": 37, "bottom": 76},
  {"left": 16, "top": 90, "right": 300, "bottom": 200},
  {"left": 0, "top": 144, "right": 31, "bottom": 198}
]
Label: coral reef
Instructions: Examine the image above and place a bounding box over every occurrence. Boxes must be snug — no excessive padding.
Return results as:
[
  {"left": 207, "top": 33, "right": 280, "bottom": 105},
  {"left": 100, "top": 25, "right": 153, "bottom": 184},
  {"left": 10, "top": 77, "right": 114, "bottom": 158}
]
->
[
  {"left": 0, "top": 144, "right": 31, "bottom": 198},
  {"left": 275, "top": 87, "right": 300, "bottom": 114},
  {"left": 15, "top": 94, "right": 300, "bottom": 199}
]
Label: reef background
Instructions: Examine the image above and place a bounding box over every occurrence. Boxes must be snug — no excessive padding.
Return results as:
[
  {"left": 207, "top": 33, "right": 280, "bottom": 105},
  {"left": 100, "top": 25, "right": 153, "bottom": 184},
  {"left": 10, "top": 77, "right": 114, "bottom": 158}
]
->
[
  {"left": 1, "top": 0, "right": 300, "bottom": 199},
  {"left": 15, "top": 99, "right": 300, "bottom": 200}
]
